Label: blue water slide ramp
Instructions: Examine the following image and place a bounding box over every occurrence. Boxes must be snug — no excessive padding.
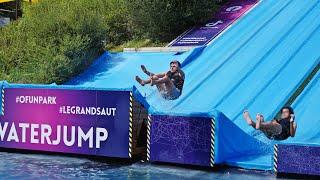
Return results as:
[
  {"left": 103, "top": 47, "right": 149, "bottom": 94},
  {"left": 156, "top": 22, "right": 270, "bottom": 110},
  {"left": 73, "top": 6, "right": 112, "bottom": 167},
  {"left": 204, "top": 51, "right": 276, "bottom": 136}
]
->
[
  {"left": 69, "top": 0, "right": 320, "bottom": 170},
  {"left": 272, "top": 69, "right": 320, "bottom": 176},
  {"left": 198, "top": 0, "right": 320, "bottom": 169},
  {"left": 286, "top": 70, "right": 320, "bottom": 145}
]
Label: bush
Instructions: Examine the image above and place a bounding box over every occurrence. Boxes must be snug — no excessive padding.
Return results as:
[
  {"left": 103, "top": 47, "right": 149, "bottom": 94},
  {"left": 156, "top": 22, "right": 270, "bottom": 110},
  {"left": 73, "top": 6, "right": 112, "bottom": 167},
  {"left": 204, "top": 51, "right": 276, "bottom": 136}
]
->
[
  {"left": 126, "top": 0, "right": 220, "bottom": 41},
  {"left": 103, "top": 0, "right": 132, "bottom": 46},
  {"left": 0, "top": 0, "right": 130, "bottom": 84},
  {"left": 0, "top": 0, "right": 221, "bottom": 84}
]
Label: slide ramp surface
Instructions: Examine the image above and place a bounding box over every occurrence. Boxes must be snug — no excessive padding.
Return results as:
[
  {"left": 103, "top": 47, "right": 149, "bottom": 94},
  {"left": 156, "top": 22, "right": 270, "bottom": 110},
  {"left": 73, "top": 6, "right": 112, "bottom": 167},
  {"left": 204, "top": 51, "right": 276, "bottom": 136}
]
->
[
  {"left": 286, "top": 70, "right": 320, "bottom": 145},
  {"left": 69, "top": 0, "right": 320, "bottom": 170}
]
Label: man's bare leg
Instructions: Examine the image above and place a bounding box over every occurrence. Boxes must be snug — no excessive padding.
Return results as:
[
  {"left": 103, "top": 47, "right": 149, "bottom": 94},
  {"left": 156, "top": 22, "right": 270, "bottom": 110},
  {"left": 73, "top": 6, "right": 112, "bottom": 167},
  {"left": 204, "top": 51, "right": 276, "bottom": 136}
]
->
[
  {"left": 243, "top": 111, "right": 256, "bottom": 129},
  {"left": 135, "top": 76, "right": 151, "bottom": 86},
  {"left": 243, "top": 111, "right": 282, "bottom": 137},
  {"left": 257, "top": 120, "right": 282, "bottom": 136},
  {"left": 141, "top": 65, "right": 154, "bottom": 76},
  {"left": 151, "top": 76, "right": 172, "bottom": 86},
  {"left": 149, "top": 76, "right": 167, "bottom": 92},
  {"left": 136, "top": 75, "right": 161, "bottom": 86},
  {"left": 255, "top": 113, "right": 264, "bottom": 129},
  {"left": 136, "top": 74, "right": 176, "bottom": 98},
  {"left": 155, "top": 83, "right": 166, "bottom": 93},
  {"left": 151, "top": 76, "right": 176, "bottom": 96}
]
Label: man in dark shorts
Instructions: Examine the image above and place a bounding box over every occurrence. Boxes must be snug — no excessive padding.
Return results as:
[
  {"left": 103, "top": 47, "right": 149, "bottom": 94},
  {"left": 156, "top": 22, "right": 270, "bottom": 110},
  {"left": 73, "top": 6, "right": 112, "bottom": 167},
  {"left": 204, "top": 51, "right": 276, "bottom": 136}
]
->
[
  {"left": 243, "top": 106, "right": 297, "bottom": 140},
  {"left": 135, "top": 60, "right": 185, "bottom": 100}
]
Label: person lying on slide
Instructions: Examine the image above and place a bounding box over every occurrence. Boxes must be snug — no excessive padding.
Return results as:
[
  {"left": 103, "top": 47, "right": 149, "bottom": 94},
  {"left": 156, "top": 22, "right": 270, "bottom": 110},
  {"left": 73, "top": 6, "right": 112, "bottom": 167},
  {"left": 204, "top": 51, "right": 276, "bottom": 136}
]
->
[
  {"left": 243, "top": 106, "right": 297, "bottom": 140},
  {"left": 135, "top": 60, "right": 185, "bottom": 100}
]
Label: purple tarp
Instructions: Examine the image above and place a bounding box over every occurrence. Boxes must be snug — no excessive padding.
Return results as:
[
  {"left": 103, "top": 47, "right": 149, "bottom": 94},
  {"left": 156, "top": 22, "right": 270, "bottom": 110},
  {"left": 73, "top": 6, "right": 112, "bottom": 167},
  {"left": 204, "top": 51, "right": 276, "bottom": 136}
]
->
[
  {"left": 276, "top": 144, "right": 320, "bottom": 176},
  {"left": 150, "top": 115, "right": 212, "bottom": 166},
  {"left": 169, "top": 0, "right": 259, "bottom": 47}
]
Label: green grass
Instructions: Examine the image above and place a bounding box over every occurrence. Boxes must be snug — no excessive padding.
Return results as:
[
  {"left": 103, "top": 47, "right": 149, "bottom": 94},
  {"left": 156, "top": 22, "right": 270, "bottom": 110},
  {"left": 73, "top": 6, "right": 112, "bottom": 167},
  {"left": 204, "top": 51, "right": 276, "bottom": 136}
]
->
[
  {"left": 1, "top": 0, "right": 224, "bottom": 84},
  {"left": 107, "top": 39, "right": 168, "bottom": 52}
]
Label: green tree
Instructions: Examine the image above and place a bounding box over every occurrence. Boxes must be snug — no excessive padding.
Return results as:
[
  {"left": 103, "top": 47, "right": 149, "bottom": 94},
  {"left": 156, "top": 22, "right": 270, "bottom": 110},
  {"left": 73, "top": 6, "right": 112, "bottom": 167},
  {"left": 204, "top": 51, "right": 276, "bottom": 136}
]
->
[
  {"left": 126, "top": 0, "right": 220, "bottom": 41},
  {"left": 0, "top": 0, "right": 222, "bottom": 84},
  {"left": 0, "top": 0, "right": 130, "bottom": 84}
]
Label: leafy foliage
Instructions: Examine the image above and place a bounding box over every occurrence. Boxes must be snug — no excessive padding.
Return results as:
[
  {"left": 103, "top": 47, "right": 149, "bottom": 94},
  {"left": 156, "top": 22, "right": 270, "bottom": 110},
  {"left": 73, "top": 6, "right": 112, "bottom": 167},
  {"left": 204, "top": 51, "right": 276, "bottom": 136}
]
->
[
  {"left": 125, "top": 0, "right": 220, "bottom": 41},
  {"left": 0, "top": 0, "right": 220, "bottom": 84}
]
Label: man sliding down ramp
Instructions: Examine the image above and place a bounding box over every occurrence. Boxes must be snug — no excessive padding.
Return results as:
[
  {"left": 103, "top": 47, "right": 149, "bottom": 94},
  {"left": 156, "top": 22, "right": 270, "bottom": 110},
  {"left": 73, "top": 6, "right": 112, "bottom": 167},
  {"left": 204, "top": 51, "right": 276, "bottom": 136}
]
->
[
  {"left": 243, "top": 106, "right": 297, "bottom": 140},
  {"left": 135, "top": 60, "right": 185, "bottom": 100}
]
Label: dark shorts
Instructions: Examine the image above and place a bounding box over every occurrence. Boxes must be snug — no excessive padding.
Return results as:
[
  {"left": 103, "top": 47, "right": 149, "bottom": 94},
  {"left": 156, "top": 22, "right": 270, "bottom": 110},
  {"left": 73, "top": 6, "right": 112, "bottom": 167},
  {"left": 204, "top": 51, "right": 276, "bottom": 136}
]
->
[{"left": 265, "top": 125, "right": 289, "bottom": 141}]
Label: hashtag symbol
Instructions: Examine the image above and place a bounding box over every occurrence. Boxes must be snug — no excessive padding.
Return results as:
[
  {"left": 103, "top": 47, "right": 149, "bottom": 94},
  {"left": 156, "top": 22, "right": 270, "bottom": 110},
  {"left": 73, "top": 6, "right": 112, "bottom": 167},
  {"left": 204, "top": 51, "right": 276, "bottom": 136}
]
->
[
  {"left": 59, "top": 106, "right": 63, "bottom": 114},
  {"left": 16, "top": 96, "right": 19, "bottom": 103}
]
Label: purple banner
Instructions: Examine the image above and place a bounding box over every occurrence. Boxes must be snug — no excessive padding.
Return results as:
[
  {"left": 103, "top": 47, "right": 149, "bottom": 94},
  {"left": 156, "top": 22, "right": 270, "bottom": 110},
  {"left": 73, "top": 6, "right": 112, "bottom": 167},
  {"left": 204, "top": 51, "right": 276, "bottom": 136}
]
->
[
  {"left": 150, "top": 115, "right": 212, "bottom": 166},
  {"left": 169, "top": 0, "right": 259, "bottom": 46},
  {"left": 0, "top": 88, "right": 130, "bottom": 158}
]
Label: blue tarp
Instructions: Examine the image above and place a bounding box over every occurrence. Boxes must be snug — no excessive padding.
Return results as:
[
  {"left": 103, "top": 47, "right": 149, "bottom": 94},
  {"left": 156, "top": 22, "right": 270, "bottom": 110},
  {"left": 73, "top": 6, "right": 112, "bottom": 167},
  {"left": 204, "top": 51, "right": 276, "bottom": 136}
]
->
[
  {"left": 285, "top": 70, "right": 320, "bottom": 145},
  {"left": 0, "top": 0, "right": 317, "bottom": 171},
  {"left": 67, "top": 0, "right": 320, "bottom": 170}
]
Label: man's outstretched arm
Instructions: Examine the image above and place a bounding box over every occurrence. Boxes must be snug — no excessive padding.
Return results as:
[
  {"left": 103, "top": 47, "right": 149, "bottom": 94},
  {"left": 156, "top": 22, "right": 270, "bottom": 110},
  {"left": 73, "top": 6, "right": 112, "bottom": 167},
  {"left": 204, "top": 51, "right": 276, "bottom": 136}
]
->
[
  {"left": 178, "top": 69, "right": 185, "bottom": 80},
  {"left": 290, "top": 121, "right": 297, "bottom": 137},
  {"left": 290, "top": 115, "right": 297, "bottom": 137}
]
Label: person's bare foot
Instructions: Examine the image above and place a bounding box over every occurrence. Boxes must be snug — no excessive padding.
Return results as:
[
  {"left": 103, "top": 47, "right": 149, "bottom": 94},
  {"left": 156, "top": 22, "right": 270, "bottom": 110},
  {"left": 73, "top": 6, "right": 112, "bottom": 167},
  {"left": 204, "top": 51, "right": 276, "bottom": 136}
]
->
[
  {"left": 243, "top": 111, "right": 253, "bottom": 126},
  {"left": 141, "top": 65, "right": 147, "bottom": 73},
  {"left": 135, "top": 76, "right": 145, "bottom": 86},
  {"left": 259, "top": 114, "right": 264, "bottom": 122},
  {"left": 141, "top": 65, "right": 153, "bottom": 76},
  {"left": 256, "top": 116, "right": 261, "bottom": 130},
  {"left": 255, "top": 113, "right": 264, "bottom": 129}
]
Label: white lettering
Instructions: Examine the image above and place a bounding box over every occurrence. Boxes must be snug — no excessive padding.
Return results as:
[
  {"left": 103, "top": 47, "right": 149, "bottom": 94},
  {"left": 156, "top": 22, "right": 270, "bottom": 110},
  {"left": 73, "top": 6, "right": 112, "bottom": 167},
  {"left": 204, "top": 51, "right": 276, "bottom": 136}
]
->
[
  {"left": 63, "top": 126, "right": 75, "bottom": 147},
  {"left": 7, "top": 122, "right": 19, "bottom": 142},
  {"left": 226, "top": 6, "right": 242, "bottom": 12},
  {"left": 52, "top": 125, "right": 61, "bottom": 145},
  {"left": 78, "top": 127, "right": 93, "bottom": 148},
  {"left": 0, "top": 122, "right": 8, "bottom": 141},
  {"left": 30, "top": 124, "right": 39, "bottom": 144},
  {"left": 205, "top": 20, "right": 224, "bottom": 29},
  {"left": 96, "top": 128, "right": 108, "bottom": 148},
  {"left": 41, "top": 124, "right": 52, "bottom": 145},
  {"left": 15, "top": 96, "right": 57, "bottom": 105},
  {"left": 0, "top": 122, "right": 108, "bottom": 149},
  {"left": 19, "top": 123, "right": 29, "bottom": 143}
]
